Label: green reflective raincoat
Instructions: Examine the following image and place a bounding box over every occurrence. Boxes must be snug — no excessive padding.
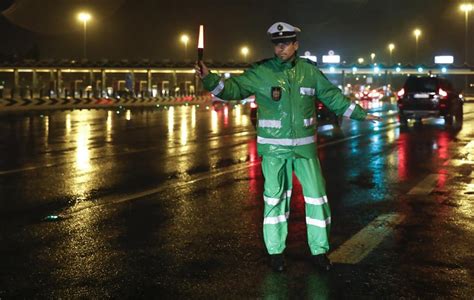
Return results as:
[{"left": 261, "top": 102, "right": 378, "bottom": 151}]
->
[{"left": 202, "top": 56, "right": 368, "bottom": 158}]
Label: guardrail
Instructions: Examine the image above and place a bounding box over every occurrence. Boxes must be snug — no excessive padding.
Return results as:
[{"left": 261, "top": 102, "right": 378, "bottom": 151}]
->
[{"left": 0, "top": 95, "right": 212, "bottom": 113}]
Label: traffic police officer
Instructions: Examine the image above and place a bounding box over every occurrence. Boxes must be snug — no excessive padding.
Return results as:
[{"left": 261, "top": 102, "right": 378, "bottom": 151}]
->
[{"left": 195, "top": 22, "right": 380, "bottom": 272}]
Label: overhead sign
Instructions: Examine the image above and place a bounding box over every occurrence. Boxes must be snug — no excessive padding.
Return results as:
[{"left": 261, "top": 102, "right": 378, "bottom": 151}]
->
[
  {"left": 434, "top": 56, "right": 454, "bottom": 64},
  {"left": 322, "top": 55, "right": 340, "bottom": 64},
  {"left": 301, "top": 55, "right": 317, "bottom": 62}
]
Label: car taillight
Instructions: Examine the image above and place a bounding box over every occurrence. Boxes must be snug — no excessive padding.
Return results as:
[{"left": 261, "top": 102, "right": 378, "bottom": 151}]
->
[
  {"left": 397, "top": 88, "right": 405, "bottom": 98},
  {"left": 250, "top": 102, "right": 257, "bottom": 109},
  {"left": 438, "top": 88, "right": 448, "bottom": 99}
]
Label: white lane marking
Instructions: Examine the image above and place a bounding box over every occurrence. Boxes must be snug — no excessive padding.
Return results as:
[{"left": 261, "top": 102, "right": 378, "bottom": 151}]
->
[
  {"left": 407, "top": 174, "right": 439, "bottom": 195},
  {"left": 329, "top": 213, "right": 405, "bottom": 264},
  {"left": 0, "top": 164, "right": 57, "bottom": 175}
]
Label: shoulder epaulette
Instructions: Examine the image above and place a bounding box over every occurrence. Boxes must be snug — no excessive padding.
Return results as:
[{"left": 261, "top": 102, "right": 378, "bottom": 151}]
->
[
  {"left": 301, "top": 58, "right": 318, "bottom": 68},
  {"left": 253, "top": 58, "right": 272, "bottom": 67}
]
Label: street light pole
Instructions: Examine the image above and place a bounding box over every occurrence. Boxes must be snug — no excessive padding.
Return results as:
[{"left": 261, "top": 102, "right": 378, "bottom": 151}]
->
[
  {"left": 83, "top": 20, "right": 87, "bottom": 59},
  {"left": 180, "top": 34, "right": 189, "bottom": 60},
  {"left": 241, "top": 46, "right": 249, "bottom": 63},
  {"left": 77, "top": 12, "right": 91, "bottom": 60},
  {"left": 413, "top": 28, "right": 421, "bottom": 63},
  {"left": 388, "top": 43, "right": 395, "bottom": 65},
  {"left": 460, "top": 4, "right": 473, "bottom": 65}
]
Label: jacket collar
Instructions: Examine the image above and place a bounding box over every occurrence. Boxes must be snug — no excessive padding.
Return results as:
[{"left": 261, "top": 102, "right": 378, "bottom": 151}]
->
[{"left": 273, "top": 55, "right": 297, "bottom": 70}]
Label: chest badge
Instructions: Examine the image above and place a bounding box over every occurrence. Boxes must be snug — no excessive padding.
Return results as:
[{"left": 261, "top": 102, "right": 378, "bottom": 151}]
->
[{"left": 271, "top": 87, "right": 282, "bottom": 101}]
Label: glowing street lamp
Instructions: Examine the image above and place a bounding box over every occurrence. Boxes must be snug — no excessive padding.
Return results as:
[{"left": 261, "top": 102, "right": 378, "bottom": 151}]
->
[
  {"left": 180, "top": 34, "right": 189, "bottom": 60},
  {"left": 241, "top": 46, "right": 249, "bottom": 62},
  {"left": 413, "top": 28, "right": 422, "bottom": 62},
  {"left": 370, "top": 53, "right": 376, "bottom": 64},
  {"left": 388, "top": 43, "right": 395, "bottom": 65},
  {"left": 460, "top": 4, "right": 473, "bottom": 64},
  {"left": 77, "top": 12, "right": 91, "bottom": 59},
  {"left": 357, "top": 57, "right": 364, "bottom": 64}
]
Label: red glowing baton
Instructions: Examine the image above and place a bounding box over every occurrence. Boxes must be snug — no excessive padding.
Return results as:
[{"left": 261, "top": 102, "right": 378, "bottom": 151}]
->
[{"left": 197, "top": 25, "right": 204, "bottom": 74}]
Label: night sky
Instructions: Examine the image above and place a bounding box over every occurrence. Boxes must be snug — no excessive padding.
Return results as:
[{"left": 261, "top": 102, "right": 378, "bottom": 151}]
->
[{"left": 0, "top": 0, "right": 470, "bottom": 65}]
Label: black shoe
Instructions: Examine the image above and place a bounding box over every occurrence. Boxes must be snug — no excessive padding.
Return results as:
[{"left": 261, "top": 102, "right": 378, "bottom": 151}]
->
[
  {"left": 312, "top": 254, "right": 332, "bottom": 271},
  {"left": 270, "top": 254, "right": 285, "bottom": 272}
]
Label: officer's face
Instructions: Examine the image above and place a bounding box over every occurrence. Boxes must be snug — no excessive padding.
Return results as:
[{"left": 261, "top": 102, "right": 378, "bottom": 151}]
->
[{"left": 274, "top": 41, "right": 299, "bottom": 61}]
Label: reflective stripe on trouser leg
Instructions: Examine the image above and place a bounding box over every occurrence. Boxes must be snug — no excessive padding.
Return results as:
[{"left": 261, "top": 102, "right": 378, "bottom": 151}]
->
[
  {"left": 293, "top": 157, "right": 331, "bottom": 255},
  {"left": 261, "top": 156, "right": 293, "bottom": 255}
]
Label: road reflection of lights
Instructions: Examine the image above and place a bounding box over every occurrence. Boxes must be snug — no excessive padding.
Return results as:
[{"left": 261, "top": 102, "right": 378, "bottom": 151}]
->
[
  {"left": 242, "top": 114, "right": 249, "bottom": 126},
  {"left": 437, "top": 171, "right": 448, "bottom": 189},
  {"left": 437, "top": 131, "right": 449, "bottom": 161},
  {"left": 191, "top": 105, "right": 196, "bottom": 128},
  {"left": 44, "top": 116, "right": 49, "bottom": 145},
  {"left": 125, "top": 109, "right": 131, "bottom": 121},
  {"left": 223, "top": 105, "right": 229, "bottom": 126},
  {"left": 167, "top": 106, "right": 175, "bottom": 137},
  {"left": 76, "top": 123, "right": 91, "bottom": 172},
  {"left": 397, "top": 133, "right": 408, "bottom": 180},
  {"left": 234, "top": 105, "right": 242, "bottom": 126},
  {"left": 386, "top": 127, "right": 398, "bottom": 144},
  {"left": 211, "top": 109, "right": 218, "bottom": 132},
  {"left": 106, "top": 111, "right": 113, "bottom": 142},
  {"left": 66, "top": 113, "right": 71, "bottom": 134},
  {"left": 180, "top": 106, "right": 188, "bottom": 145}
]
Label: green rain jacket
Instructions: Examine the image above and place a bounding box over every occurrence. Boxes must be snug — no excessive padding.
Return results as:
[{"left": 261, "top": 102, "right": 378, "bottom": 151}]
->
[{"left": 202, "top": 56, "right": 368, "bottom": 159}]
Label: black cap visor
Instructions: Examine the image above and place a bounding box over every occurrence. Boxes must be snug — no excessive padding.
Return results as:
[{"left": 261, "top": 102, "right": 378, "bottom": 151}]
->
[
  {"left": 271, "top": 37, "right": 297, "bottom": 44},
  {"left": 270, "top": 31, "right": 297, "bottom": 44}
]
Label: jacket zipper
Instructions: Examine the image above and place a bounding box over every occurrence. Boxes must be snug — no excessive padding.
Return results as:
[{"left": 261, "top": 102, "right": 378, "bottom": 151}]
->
[{"left": 288, "top": 68, "right": 296, "bottom": 141}]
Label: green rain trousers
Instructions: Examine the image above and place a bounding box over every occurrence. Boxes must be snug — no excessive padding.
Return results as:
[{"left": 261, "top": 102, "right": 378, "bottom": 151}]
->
[{"left": 262, "top": 156, "right": 330, "bottom": 255}]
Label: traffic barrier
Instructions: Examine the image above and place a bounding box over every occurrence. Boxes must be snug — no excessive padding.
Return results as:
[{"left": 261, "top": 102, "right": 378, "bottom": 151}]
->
[{"left": 0, "top": 95, "right": 212, "bottom": 112}]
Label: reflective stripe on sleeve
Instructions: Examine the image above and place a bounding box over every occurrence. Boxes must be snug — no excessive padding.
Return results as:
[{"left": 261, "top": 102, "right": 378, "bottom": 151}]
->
[
  {"left": 303, "top": 117, "right": 316, "bottom": 127},
  {"left": 304, "top": 195, "right": 328, "bottom": 205},
  {"left": 257, "top": 135, "right": 315, "bottom": 146},
  {"left": 306, "top": 217, "right": 331, "bottom": 228},
  {"left": 264, "top": 212, "right": 290, "bottom": 224},
  {"left": 343, "top": 103, "right": 356, "bottom": 118},
  {"left": 211, "top": 80, "right": 225, "bottom": 95},
  {"left": 259, "top": 120, "right": 282, "bottom": 128}
]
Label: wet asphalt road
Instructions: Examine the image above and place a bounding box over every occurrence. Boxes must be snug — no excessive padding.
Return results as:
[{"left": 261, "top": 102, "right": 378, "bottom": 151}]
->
[{"left": 0, "top": 100, "right": 473, "bottom": 298}]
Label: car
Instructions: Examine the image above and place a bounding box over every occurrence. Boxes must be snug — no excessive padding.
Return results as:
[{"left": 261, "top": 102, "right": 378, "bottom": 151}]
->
[
  {"left": 355, "top": 89, "right": 383, "bottom": 101},
  {"left": 397, "top": 76, "right": 463, "bottom": 128}
]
